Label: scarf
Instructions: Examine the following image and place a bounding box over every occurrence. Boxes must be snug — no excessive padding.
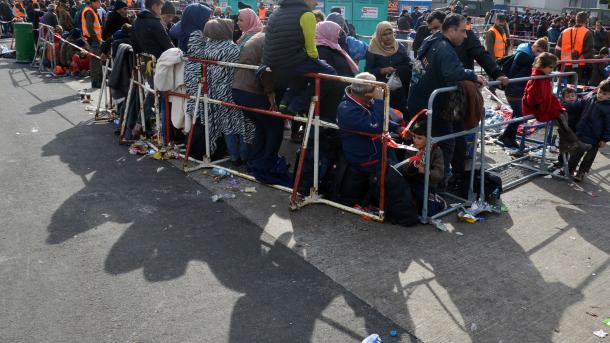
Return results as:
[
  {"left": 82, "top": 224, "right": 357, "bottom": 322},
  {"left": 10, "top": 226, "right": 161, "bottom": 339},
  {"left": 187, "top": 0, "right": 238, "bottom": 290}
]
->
[
  {"left": 236, "top": 8, "right": 262, "bottom": 44},
  {"left": 368, "top": 21, "right": 399, "bottom": 57},
  {"left": 204, "top": 18, "right": 234, "bottom": 41},
  {"left": 315, "top": 21, "right": 359, "bottom": 73}
]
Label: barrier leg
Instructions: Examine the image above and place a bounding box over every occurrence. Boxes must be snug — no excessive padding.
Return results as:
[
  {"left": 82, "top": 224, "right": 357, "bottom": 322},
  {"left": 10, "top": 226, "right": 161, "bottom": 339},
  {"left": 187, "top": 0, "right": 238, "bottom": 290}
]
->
[
  {"left": 183, "top": 82, "right": 202, "bottom": 170},
  {"left": 135, "top": 64, "right": 147, "bottom": 139},
  {"left": 95, "top": 59, "right": 110, "bottom": 120},
  {"left": 154, "top": 90, "right": 161, "bottom": 146},
  {"left": 378, "top": 86, "right": 391, "bottom": 221},
  {"left": 467, "top": 131, "right": 478, "bottom": 202},
  {"left": 422, "top": 109, "right": 433, "bottom": 221},
  {"left": 290, "top": 98, "right": 316, "bottom": 209},
  {"left": 311, "top": 78, "right": 320, "bottom": 197},
  {"left": 119, "top": 75, "right": 135, "bottom": 144},
  {"left": 479, "top": 113, "right": 486, "bottom": 202}
]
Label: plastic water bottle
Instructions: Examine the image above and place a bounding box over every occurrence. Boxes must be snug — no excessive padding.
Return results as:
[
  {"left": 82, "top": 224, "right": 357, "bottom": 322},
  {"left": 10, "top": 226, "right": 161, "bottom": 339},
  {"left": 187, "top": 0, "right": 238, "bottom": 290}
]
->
[
  {"left": 362, "top": 334, "right": 382, "bottom": 343},
  {"left": 210, "top": 167, "right": 230, "bottom": 177},
  {"left": 211, "top": 193, "right": 236, "bottom": 202}
]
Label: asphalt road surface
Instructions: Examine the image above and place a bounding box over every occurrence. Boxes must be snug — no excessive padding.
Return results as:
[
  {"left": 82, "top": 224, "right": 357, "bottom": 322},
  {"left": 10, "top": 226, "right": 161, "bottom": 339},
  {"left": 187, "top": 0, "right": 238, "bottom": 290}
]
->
[{"left": 0, "top": 61, "right": 416, "bottom": 342}]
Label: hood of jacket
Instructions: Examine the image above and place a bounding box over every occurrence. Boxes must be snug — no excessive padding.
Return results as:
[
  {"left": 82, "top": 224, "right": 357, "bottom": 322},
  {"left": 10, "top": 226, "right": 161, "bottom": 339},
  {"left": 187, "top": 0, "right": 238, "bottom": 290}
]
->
[
  {"left": 176, "top": 3, "right": 212, "bottom": 52},
  {"left": 516, "top": 42, "right": 533, "bottom": 56}
]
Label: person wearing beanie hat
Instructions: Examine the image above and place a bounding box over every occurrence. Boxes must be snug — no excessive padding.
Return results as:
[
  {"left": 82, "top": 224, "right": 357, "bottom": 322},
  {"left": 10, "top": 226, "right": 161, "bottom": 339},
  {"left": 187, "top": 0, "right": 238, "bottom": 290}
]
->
[
  {"left": 102, "top": 0, "right": 129, "bottom": 40},
  {"left": 160, "top": 1, "right": 175, "bottom": 30}
]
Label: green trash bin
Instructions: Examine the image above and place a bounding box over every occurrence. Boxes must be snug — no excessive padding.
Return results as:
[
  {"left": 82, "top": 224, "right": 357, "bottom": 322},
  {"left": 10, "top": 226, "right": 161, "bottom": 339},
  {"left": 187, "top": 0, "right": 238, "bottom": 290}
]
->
[{"left": 14, "top": 22, "right": 35, "bottom": 64}]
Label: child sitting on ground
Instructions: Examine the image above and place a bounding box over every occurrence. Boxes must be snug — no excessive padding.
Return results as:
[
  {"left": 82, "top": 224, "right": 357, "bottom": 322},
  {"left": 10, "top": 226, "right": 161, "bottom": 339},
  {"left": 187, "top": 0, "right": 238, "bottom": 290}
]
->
[
  {"left": 568, "top": 79, "right": 610, "bottom": 181},
  {"left": 401, "top": 120, "right": 447, "bottom": 216},
  {"left": 522, "top": 52, "right": 591, "bottom": 157}
]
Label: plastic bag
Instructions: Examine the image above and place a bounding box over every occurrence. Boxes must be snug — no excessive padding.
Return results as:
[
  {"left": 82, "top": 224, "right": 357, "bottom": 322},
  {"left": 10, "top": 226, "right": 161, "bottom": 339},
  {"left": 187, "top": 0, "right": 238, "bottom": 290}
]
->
[{"left": 387, "top": 72, "right": 403, "bottom": 91}]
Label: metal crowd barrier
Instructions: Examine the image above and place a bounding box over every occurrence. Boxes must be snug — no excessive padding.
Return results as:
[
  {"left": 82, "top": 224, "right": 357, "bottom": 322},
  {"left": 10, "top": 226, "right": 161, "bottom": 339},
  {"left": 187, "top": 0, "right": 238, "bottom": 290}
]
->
[
  {"left": 38, "top": 28, "right": 116, "bottom": 121},
  {"left": 421, "top": 71, "right": 577, "bottom": 222},
  {"left": 175, "top": 57, "right": 392, "bottom": 222},
  {"left": 119, "top": 52, "right": 161, "bottom": 146},
  {"left": 32, "top": 23, "right": 56, "bottom": 75}
]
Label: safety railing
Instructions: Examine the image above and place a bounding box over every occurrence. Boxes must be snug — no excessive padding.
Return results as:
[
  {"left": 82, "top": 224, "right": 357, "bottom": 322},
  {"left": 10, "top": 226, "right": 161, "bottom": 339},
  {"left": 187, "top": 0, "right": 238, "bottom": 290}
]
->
[
  {"left": 118, "top": 52, "right": 162, "bottom": 146},
  {"left": 32, "top": 23, "right": 56, "bottom": 75},
  {"left": 177, "top": 57, "right": 392, "bottom": 222},
  {"left": 421, "top": 71, "right": 577, "bottom": 222},
  {"left": 39, "top": 27, "right": 116, "bottom": 121}
]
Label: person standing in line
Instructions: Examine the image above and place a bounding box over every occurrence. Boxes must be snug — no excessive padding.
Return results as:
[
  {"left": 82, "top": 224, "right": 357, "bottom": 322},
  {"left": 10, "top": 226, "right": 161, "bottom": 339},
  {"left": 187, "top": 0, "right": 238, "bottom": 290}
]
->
[{"left": 81, "top": 0, "right": 103, "bottom": 88}]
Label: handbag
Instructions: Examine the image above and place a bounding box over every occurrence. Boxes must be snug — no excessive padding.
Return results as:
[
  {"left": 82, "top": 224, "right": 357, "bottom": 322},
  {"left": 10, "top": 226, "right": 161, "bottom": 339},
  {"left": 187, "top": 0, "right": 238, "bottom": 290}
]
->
[{"left": 387, "top": 72, "right": 403, "bottom": 91}]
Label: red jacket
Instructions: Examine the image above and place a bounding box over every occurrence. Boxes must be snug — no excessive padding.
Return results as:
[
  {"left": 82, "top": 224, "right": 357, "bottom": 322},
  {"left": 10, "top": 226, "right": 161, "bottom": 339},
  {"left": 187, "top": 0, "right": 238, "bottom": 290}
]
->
[{"left": 522, "top": 68, "right": 565, "bottom": 122}]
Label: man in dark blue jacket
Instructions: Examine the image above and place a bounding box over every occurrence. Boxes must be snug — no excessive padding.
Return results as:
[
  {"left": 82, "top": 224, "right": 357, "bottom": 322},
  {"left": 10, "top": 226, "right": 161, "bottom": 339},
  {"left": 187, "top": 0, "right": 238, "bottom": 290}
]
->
[
  {"left": 337, "top": 72, "right": 405, "bottom": 169},
  {"left": 407, "top": 13, "right": 487, "bottom": 177}
]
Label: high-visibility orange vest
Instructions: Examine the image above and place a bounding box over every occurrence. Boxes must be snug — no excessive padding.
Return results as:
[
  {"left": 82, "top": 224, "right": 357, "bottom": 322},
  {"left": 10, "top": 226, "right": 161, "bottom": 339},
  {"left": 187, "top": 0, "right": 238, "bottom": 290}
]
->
[
  {"left": 560, "top": 25, "right": 588, "bottom": 67},
  {"left": 15, "top": 2, "right": 25, "bottom": 18},
  {"left": 127, "top": 0, "right": 132, "bottom": 7},
  {"left": 81, "top": 6, "right": 102, "bottom": 41},
  {"left": 488, "top": 26, "right": 507, "bottom": 58},
  {"left": 258, "top": 8, "right": 266, "bottom": 19}
]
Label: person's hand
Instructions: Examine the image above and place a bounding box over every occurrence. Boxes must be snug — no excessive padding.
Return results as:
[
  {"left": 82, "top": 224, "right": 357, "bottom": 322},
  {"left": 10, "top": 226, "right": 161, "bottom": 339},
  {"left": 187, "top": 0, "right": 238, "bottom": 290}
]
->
[
  {"left": 268, "top": 93, "right": 278, "bottom": 112},
  {"left": 599, "top": 141, "right": 607, "bottom": 148},
  {"left": 100, "top": 53, "right": 108, "bottom": 62},
  {"left": 497, "top": 75, "right": 509, "bottom": 87},
  {"left": 381, "top": 66, "right": 396, "bottom": 75},
  {"left": 417, "top": 163, "right": 425, "bottom": 174},
  {"left": 365, "top": 86, "right": 384, "bottom": 100},
  {"left": 477, "top": 75, "right": 488, "bottom": 86}
]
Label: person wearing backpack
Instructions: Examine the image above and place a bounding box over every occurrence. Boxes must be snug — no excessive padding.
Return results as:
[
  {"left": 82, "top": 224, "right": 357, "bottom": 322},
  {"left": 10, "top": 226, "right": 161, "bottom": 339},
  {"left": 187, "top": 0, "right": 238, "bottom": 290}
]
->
[{"left": 498, "top": 37, "right": 549, "bottom": 149}]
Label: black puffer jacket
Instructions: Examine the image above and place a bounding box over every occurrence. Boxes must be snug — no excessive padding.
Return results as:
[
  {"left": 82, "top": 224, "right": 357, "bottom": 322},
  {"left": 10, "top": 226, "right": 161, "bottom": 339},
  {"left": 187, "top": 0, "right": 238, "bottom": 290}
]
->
[
  {"left": 131, "top": 9, "right": 173, "bottom": 58},
  {"left": 263, "top": 0, "right": 309, "bottom": 71}
]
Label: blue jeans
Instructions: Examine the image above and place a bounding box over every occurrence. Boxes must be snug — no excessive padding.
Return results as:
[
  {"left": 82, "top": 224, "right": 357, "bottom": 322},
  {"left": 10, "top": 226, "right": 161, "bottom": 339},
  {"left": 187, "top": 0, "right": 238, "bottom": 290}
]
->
[
  {"left": 224, "top": 134, "right": 249, "bottom": 161},
  {"left": 280, "top": 58, "right": 336, "bottom": 114}
]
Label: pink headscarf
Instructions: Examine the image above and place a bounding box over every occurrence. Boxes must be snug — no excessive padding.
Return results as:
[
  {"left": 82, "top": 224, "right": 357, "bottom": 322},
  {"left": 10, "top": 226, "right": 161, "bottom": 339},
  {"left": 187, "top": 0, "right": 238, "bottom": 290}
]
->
[
  {"left": 236, "top": 8, "right": 263, "bottom": 44},
  {"left": 315, "top": 21, "right": 359, "bottom": 74}
]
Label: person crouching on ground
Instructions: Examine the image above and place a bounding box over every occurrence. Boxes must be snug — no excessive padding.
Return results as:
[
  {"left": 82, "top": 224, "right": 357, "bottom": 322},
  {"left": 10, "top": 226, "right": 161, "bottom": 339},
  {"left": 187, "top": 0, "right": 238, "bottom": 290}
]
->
[
  {"left": 337, "top": 72, "right": 405, "bottom": 169},
  {"left": 336, "top": 72, "right": 419, "bottom": 227},
  {"left": 568, "top": 79, "right": 610, "bottom": 181},
  {"left": 401, "top": 120, "right": 447, "bottom": 216},
  {"left": 522, "top": 52, "right": 591, "bottom": 156}
]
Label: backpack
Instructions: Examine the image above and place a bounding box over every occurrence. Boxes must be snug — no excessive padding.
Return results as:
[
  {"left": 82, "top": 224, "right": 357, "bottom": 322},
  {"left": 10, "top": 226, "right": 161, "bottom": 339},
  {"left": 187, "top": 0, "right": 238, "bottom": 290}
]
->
[{"left": 496, "top": 54, "right": 516, "bottom": 76}]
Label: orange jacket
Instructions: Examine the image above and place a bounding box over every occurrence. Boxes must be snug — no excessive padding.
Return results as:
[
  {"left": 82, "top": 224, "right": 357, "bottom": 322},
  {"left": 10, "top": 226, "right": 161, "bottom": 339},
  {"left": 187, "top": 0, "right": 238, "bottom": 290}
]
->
[
  {"left": 488, "top": 26, "right": 507, "bottom": 58},
  {"left": 560, "top": 26, "right": 588, "bottom": 67},
  {"left": 81, "top": 6, "right": 102, "bottom": 41}
]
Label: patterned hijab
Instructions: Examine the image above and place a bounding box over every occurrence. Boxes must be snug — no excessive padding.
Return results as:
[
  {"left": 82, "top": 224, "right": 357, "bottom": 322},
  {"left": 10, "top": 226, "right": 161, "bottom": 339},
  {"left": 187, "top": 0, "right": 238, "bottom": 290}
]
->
[
  {"left": 369, "top": 21, "right": 399, "bottom": 57},
  {"left": 204, "top": 18, "right": 234, "bottom": 41}
]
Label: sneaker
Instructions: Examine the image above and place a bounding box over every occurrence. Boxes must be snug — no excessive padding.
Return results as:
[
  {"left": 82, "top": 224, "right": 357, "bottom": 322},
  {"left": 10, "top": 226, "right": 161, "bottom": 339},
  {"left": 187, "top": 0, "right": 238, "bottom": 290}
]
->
[
  {"left": 498, "top": 134, "right": 520, "bottom": 149},
  {"left": 573, "top": 172, "right": 585, "bottom": 182}
]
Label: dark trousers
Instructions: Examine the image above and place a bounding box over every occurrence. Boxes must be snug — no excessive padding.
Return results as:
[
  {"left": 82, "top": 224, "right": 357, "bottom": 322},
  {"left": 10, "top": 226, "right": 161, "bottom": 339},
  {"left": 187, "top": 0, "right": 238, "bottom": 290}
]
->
[
  {"left": 279, "top": 58, "right": 336, "bottom": 114},
  {"left": 451, "top": 121, "right": 467, "bottom": 176},
  {"left": 232, "top": 89, "right": 284, "bottom": 163},
  {"left": 433, "top": 118, "right": 454, "bottom": 179},
  {"left": 569, "top": 146, "right": 599, "bottom": 174}
]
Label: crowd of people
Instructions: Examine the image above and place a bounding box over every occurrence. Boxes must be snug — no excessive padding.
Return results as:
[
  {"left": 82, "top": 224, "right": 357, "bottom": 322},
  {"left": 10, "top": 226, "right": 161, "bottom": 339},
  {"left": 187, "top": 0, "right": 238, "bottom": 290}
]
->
[{"left": 2, "top": 0, "right": 610, "bottom": 226}]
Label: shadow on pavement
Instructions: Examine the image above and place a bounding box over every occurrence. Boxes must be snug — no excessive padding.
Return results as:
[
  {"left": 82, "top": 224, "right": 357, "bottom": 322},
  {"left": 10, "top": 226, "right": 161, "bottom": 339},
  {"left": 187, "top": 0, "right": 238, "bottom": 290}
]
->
[{"left": 42, "top": 123, "right": 413, "bottom": 342}]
